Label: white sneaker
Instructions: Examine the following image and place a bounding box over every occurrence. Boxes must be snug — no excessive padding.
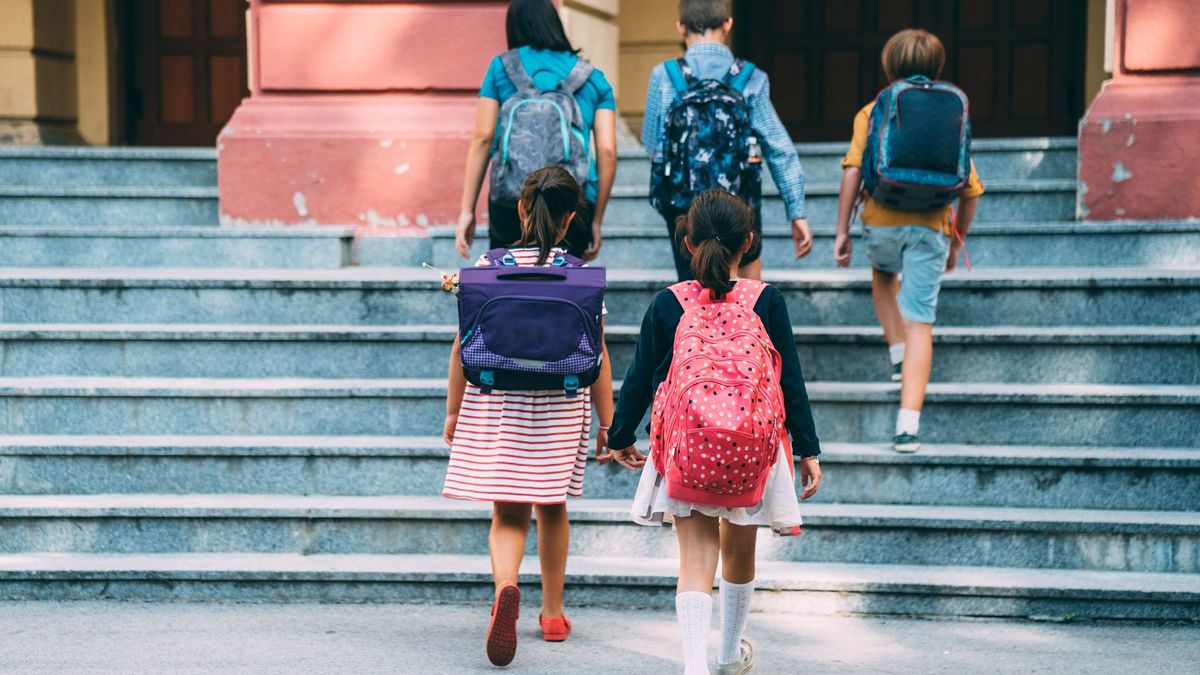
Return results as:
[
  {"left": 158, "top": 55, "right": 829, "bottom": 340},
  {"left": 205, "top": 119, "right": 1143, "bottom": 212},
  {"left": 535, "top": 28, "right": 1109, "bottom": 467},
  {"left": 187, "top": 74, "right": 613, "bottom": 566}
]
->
[{"left": 714, "top": 640, "right": 755, "bottom": 674}]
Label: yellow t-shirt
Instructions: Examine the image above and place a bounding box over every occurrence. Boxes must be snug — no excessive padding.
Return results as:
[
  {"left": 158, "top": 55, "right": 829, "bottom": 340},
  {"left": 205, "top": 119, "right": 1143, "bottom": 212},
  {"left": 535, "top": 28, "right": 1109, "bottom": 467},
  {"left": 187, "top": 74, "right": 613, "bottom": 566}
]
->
[{"left": 841, "top": 102, "right": 984, "bottom": 235}]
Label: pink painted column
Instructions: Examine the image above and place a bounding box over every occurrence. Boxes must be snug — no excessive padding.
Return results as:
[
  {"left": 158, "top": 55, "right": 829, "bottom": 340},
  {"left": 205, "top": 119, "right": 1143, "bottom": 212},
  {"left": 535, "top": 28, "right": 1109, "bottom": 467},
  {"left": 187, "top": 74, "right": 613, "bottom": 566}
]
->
[
  {"left": 218, "top": 0, "right": 507, "bottom": 230},
  {"left": 1078, "top": 0, "right": 1200, "bottom": 221}
]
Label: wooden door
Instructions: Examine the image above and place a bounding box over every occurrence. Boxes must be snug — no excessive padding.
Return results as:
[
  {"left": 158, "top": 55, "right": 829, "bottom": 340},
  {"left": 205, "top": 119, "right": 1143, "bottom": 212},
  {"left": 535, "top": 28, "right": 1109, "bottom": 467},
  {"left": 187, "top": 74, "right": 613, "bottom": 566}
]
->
[
  {"left": 129, "top": 0, "right": 249, "bottom": 146},
  {"left": 734, "top": 0, "right": 1088, "bottom": 141}
]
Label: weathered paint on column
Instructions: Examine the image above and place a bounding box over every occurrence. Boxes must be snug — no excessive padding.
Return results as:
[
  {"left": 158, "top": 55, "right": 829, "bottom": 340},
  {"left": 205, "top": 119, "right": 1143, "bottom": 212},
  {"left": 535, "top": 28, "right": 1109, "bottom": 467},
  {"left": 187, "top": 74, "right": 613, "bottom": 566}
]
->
[
  {"left": 1078, "top": 0, "right": 1200, "bottom": 221},
  {"left": 218, "top": 1, "right": 507, "bottom": 230}
]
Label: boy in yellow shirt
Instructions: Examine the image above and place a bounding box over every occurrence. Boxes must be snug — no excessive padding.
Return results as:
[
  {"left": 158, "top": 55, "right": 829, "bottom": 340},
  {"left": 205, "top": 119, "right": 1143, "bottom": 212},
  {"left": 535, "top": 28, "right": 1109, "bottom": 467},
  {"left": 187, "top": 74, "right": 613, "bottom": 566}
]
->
[{"left": 833, "top": 29, "right": 984, "bottom": 453}]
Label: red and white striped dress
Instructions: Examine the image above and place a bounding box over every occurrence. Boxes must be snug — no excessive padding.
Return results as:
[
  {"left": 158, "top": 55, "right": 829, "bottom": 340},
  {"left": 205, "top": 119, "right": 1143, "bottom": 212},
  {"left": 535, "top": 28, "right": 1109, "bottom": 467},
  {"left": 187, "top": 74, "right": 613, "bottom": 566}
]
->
[{"left": 443, "top": 247, "right": 597, "bottom": 504}]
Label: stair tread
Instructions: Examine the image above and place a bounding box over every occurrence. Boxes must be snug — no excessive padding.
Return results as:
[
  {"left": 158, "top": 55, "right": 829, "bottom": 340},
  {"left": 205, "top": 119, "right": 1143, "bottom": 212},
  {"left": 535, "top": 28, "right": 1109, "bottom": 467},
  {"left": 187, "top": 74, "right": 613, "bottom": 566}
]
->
[
  {"left": 0, "top": 376, "right": 1193, "bottom": 402},
  {"left": 0, "top": 494, "right": 1195, "bottom": 530},
  {"left": 0, "top": 186, "right": 217, "bottom": 198},
  {"left": 0, "top": 225, "right": 353, "bottom": 238},
  {"left": 611, "top": 178, "right": 1076, "bottom": 198},
  {"left": 0, "top": 265, "right": 1192, "bottom": 285},
  {"left": 0, "top": 323, "right": 1192, "bottom": 342},
  {"left": 0, "top": 435, "right": 1195, "bottom": 465},
  {"left": 0, "top": 552, "right": 1192, "bottom": 598}
]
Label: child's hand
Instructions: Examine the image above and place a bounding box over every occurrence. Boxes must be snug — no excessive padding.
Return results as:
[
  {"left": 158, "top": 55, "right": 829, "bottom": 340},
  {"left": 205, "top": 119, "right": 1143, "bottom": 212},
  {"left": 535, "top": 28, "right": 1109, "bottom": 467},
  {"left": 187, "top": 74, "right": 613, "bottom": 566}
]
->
[
  {"left": 946, "top": 242, "right": 961, "bottom": 273},
  {"left": 443, "top": 413, "right": 459, "bottom": 447},
  {"left": 595, "top": 427, "right": 611, "bottom": 464},
  {"left": 455, "top": 212, "right": 476, "bottom": 259},
  {"left": 791, "top": 219, "right": 813, "bottom": 259},
  {"left": 583, "top": 223, "right": 603, "bottom": 261},
  {"left": 601, "top": 444, "right": 646, "bottom": 471},
  {"left": 799, "top": 456, "right": 822, "bottom": 500},
  {"left": 833, "top": 233, "right": 853, "bottom": 267}
]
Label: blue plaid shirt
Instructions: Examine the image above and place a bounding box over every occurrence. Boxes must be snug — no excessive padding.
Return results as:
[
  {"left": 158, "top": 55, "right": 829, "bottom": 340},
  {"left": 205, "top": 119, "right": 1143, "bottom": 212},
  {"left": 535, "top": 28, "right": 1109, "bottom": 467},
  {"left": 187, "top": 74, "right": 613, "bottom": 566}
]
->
[{"left": 641, "top": 43, "right": 807, "bottom": 221}]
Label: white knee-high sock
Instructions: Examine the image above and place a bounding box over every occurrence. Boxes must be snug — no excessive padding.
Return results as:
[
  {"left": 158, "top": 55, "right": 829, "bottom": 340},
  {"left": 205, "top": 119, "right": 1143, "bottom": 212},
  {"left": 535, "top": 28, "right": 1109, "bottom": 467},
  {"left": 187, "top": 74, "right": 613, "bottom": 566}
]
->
[
  {"left": 717, "top": 578, "right": 754, "bottom": 664},
  {"left": 675, "top": 592, "right": 712, "bottom": 675}
]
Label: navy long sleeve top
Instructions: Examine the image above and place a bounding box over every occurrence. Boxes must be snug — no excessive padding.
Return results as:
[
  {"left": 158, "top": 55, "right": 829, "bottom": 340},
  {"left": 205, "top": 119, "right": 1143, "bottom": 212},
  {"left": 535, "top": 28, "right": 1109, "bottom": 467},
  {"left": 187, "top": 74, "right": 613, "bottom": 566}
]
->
[{"left": 608, "top": 282, "right": 821, "bottom": 457}]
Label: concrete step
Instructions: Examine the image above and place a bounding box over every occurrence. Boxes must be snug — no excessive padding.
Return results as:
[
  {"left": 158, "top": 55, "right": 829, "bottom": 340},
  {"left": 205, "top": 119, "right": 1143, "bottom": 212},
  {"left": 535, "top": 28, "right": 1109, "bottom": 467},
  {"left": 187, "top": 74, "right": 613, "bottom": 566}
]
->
[
  {"left": 0, "top": 552, "right": 1192, "bottom": 620},
  {"left": 0, "top": 147, "right": 217, "bottom": 188},
  {"left": 2, "top": 435, "right": 1195, "bottom": 511},
  {"left": 0, "top": 377, "right": 1194, "bottom": 446},
  {"left": 425, "top": 221, "right": 1200, "bottom": 271},
  {"left": 604, "top": 179, "right": 1077, "bottom": 225},
  {"left": 0, "top": 267, "right": 1194, "bottom": 327},
  {"left": 0, "top": 139, "right": 1072, "bottom": 191},
  {"left": 0, "top": 494, "right": 1195, "bottom": 573},
  {"left": 3, "top": 323, "right": 1193, "bottom": 385},
  {"left": 0, "top": 186, "right": 219, "bottom": 226},
  {"left": 617, "top": 137, "right": 1078, "bottom": 186},
  {"left": 0, "top": 226, "right": 355, "bottom": 269}
]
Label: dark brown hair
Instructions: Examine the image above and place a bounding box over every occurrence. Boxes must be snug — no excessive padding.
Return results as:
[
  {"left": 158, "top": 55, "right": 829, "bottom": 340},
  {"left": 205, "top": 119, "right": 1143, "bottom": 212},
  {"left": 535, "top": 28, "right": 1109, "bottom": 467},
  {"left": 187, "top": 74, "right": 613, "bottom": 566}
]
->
[
  {"left": 518, "top": 166, "right": 581, "bottom": 265},
  {"left": 882, "top": 29, "right": 946, "bottom": 81},
  {"left": 679, "top": 0, "right": 731, "bottom": 35},
  {"left": 507, "top": 0, "right": 579, "bottom": 54},
  {"left": 677, "top": 190, "right": 753, "bottom": 299}
]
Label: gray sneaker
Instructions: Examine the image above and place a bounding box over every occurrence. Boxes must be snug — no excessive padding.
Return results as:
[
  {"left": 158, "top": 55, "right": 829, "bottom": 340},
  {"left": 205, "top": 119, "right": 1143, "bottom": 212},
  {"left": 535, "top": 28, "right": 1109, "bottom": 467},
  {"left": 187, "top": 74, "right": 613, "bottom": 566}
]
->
[
  {"left": 714, "top": 640, "right": 755, "bottom": 674},
  {"left": 893, "top": 433, "right": 921, "bottom": 453}
]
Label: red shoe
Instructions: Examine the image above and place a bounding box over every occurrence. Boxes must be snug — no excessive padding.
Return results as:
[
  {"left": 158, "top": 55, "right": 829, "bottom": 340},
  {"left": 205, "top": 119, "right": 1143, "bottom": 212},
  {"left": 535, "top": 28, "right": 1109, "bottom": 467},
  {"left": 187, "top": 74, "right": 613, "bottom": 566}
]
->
[
  {"left": 539, "top": 614, "right": 572, "bottom": 642},
  {"left": 486, "top": 585, "right": 520, "bottom": 666}
]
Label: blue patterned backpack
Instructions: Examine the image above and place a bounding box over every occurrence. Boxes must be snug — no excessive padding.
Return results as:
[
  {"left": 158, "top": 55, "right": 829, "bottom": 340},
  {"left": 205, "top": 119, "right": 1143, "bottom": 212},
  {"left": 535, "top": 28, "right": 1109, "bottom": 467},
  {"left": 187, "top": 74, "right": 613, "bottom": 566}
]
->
[{"left": 650, "top": 58, "right": 761, "bottom": 216}]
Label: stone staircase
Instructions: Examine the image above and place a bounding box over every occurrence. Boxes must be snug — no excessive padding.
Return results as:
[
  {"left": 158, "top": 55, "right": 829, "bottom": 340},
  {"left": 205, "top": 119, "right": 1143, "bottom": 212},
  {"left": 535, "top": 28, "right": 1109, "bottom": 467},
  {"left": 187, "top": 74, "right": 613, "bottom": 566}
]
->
[{"left": 0, "top": 141, "right": 1197, "bottom": 620}]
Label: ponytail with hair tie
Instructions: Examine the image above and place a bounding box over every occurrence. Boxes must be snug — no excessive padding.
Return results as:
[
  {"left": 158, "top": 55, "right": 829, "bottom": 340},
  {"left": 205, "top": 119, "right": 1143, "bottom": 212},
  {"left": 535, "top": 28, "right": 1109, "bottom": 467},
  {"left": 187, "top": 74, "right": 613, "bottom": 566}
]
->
[
  {"left": 518, "top": 167, "right": 582, "bottom": 266},
  {"left": 680, "top": 190, "right": 754, "bottom": 300}
]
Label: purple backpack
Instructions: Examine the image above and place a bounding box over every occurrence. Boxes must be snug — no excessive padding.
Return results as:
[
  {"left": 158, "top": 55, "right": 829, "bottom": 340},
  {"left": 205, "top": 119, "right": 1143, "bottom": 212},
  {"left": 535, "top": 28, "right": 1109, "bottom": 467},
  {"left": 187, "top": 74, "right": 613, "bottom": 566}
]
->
[{"left": 457, "top": 248, "right": 606, "bottom": 397}]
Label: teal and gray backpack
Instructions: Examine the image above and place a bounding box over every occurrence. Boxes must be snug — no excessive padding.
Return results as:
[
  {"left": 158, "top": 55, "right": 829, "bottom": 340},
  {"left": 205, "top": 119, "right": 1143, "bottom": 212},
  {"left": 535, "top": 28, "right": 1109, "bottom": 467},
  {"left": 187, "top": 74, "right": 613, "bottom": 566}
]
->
[{"left": 489, "top": 50, "right": 594, "bottom": 203}]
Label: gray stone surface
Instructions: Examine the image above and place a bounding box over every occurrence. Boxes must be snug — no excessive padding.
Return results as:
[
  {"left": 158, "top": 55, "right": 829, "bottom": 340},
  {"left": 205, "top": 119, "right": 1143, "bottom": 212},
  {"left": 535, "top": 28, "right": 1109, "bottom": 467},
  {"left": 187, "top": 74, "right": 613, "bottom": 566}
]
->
[
  {"left": 0, "top": 267, "right": 1195, "bottom": 326},
  {"left": 421, "top": 221, "right": 1200, "bottom": 271},
  {"left": 4, "top": 598, "right": 1195, "bottom": 672},
  {"left": 0, "top": 323, "right": 1193, "bottom": 384},
  {"left": 1, "top": 600, "right": 1197, "bottom": 675}
]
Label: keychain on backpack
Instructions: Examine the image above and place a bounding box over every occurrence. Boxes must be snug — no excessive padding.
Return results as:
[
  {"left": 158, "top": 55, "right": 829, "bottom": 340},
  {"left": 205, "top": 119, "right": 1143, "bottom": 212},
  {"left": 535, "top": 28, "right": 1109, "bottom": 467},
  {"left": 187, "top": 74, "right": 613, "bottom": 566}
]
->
[{"left": 422, "top": 262, "right": 460, "bottom": 295}]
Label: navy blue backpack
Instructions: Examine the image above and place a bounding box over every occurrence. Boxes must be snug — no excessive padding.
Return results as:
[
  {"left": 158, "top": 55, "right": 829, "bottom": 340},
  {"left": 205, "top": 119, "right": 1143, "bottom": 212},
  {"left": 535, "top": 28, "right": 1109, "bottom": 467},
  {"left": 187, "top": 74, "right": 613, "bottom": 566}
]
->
[
  {"left": 457, "top": 249, "right": 605, "bottom": 398},
  {"left": 650, "top": 58, "right": 761, "bottom": 216},
  {"left": 862, "top": 75, "right": 972, "bottom": 212}
]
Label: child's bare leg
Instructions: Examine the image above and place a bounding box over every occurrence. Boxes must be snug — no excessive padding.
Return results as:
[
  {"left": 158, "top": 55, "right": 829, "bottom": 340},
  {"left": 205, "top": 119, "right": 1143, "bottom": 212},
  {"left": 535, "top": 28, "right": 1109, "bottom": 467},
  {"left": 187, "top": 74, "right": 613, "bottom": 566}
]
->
[
  {"left": 676, "top": 513, "right": 721, "bottom": 592},
  {"left": 533, "top": 503, "right": 569, "bottom": 618},
  {"left": 490, "top": 502, "right": 532, "bottom": 596},
  {"left": 719, "top": 520, "right": 757, "bottom": 583},
  {"left": 900, "top": 320, "right": 934, "bottom": 411},
  {"left": 738, "top": 257, "right": 763, "bottom": 281},
  {"left": 871, "top": 267, "right": 905, "bottom": 346}
]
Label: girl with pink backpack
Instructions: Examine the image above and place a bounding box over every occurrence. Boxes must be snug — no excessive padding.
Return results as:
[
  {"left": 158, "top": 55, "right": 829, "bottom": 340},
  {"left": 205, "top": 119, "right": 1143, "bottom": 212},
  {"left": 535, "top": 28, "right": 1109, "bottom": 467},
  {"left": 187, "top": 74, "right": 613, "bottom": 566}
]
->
[{"left": 604, "top": 190, "right": 822, "bottom": 675}]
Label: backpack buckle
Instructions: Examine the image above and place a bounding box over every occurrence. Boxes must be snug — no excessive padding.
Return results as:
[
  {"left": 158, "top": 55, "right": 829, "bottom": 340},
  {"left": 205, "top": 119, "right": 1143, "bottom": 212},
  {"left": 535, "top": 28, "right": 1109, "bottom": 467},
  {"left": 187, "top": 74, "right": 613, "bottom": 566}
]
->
[
  {"left": 500, "top": 253, "right": 517, "bottom": 266},
  {"left": 551, "top": 254, "right": 567, "bottom": 267},
  {"left": 563, "top": 374, "right": 580, "bottom": 398},
  {"left": 480, "top": 370, "right": 495, "bottom": 394}
]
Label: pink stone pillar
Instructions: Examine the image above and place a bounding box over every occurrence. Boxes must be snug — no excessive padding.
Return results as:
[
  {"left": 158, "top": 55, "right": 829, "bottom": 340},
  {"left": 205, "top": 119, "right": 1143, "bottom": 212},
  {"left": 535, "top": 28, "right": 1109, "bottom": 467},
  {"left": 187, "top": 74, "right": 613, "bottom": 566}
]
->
[
  {"left": 218, "top": 0, "right": 507, "bottom": 230},
  {"left": 1078, "top": 0, "right": 1200, "bottom": 221}
]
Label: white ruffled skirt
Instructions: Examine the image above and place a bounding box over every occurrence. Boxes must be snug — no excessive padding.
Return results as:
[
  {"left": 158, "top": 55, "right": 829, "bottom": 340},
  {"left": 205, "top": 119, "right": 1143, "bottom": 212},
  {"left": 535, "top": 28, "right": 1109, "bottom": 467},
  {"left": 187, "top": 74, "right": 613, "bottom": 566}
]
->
[{"left": 630, "top": 446, "right": 802, "bottom": 536}]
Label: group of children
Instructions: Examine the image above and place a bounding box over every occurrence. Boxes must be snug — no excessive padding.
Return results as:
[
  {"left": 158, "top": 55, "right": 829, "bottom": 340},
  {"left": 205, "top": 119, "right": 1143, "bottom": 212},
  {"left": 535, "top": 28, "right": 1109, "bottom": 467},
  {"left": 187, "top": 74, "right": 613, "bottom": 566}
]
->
[{"left": 447, "top": 0, "right": 982, "bottom": 672}]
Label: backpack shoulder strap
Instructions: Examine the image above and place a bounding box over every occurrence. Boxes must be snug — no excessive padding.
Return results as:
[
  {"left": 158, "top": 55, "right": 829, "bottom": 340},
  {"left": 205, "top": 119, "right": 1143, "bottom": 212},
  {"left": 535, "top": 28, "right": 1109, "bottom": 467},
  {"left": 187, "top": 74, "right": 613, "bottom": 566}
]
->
[
  {"left": 730, "top": 278, "right": 769, "bottom": 308},
  {"left": 668, "top": 280, "right": 704, "bottom": 307},
  {"left": 499, "top": 49, "right": 538, "bottom": 95},
  {"left": 553, "top": 250, "right": 586, "bottom": 267},
  {"left": 724, "top": 59, "right": 756, "bottom": 93},
  {"left": 663, "top": 58, "right": 694, "bottom": 95},
  {"left": 560, "top": 58, "right": 595, "bottom": 94},
  {"left": 483, "top": 247, "right": 517, "bottom": 267}
]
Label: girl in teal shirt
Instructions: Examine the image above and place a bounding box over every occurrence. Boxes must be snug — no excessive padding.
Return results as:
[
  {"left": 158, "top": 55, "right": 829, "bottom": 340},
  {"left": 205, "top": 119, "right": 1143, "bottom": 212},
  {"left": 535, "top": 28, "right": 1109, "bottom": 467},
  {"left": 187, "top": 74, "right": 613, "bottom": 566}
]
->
[{"left": 455, "top": 0, "right": 617, "bottom": 261}]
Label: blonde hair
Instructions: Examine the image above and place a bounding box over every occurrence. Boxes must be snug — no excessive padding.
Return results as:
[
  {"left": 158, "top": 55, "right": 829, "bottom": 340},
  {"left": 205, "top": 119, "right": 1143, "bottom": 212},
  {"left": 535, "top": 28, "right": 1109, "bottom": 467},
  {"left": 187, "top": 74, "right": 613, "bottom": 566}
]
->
[{"left": 882, "top": 29, "right": 946, "bottom": 81}]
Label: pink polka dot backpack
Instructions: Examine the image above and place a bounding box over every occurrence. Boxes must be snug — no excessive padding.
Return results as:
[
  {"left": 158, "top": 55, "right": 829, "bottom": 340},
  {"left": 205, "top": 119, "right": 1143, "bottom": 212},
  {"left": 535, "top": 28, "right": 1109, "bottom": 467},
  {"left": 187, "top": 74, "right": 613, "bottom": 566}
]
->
[{"left": 649, "top": 279, "right": 788, "bottom": 508}]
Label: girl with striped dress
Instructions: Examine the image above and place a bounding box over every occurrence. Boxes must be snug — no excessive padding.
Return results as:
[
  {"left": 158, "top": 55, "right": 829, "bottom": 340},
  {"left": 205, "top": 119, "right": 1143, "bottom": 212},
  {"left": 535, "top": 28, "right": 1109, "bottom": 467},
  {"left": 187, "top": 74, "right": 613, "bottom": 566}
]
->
[{"left": 443, "top": 167, "right": 614, "bottom": 667}]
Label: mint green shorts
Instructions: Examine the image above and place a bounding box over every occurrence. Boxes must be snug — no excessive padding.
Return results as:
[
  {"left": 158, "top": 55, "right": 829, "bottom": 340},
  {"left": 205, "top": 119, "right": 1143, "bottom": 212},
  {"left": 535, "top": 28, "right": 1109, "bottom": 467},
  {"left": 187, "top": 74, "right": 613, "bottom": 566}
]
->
[{"left": 863, "top": 225, "right": 951, "bottom": 324}]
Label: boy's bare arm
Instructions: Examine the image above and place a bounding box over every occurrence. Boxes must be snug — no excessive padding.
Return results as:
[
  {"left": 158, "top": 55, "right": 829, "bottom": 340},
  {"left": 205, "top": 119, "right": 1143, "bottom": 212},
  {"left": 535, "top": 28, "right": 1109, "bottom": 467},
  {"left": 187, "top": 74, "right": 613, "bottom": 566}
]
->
[
  {"left": 833, "top": 167, "right": 862, "bottom": 267},
  {"left": 955, "top": 194, "right": 979, "bottom": 238}
]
